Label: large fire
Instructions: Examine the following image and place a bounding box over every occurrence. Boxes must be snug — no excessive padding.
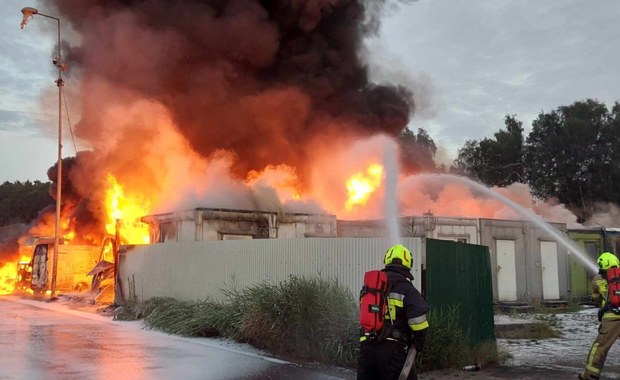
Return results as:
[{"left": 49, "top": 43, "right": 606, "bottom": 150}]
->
[
  {"left": 345, "top": 164, "right": 384, "bottom": 211},
  {"left": 245, "top": 164, "right": 302, "bottom": 204},
  {"left": 0, "top": 172, "right": 153, "bottom": 296},
  {"left": 3, "top": 0, "right": 588, "bottom": 301},
  {"left": 30, "top": 0, "right": 581, "bottom": 236},
  {"left": 0, "top": 256, "right": 34, "bottom": 296},
  {"left": 104, "top": 174, "right": 151, "bottom": 244}
]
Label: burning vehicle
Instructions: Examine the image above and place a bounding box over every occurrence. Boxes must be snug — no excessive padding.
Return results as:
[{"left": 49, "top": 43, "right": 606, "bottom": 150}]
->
[
  {"left": 15, "top": 261, "right": 32, "bottom": 292},
  {"left": 23, "top": 237, "right": 101, "bottom": 295}
]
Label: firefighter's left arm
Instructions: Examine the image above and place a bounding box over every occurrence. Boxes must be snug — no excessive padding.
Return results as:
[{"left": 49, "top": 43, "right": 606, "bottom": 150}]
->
[
  {"left": 405, "top": 286, "right": 430, "bottom": 352},
  {"left": 592, "top": 276, "right": 607, "bottom": 307}
]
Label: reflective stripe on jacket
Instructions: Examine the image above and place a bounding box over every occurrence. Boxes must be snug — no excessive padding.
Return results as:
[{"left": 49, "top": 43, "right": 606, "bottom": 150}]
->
[{"left": 384, "top": 264, "right": 430, "bottom": 342}]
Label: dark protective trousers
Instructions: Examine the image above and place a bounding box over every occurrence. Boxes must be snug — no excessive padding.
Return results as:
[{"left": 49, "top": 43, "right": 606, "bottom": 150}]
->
[
  {"left": 357, "top": 340, "right": 417, "bottom": 380},
  {"left": 583, "top": 318, "right": 620, "bottom": 379}
]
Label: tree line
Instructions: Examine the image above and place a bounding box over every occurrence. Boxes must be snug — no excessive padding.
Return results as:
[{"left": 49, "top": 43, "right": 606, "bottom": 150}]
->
[
  {"left": 451, "top": 99, "right": 620, "bottom": 221},
  {"left": 1, "top": 98, "right": 618, "bottom": 227},
  {"left": 0, "top": 181, "right": 53, "bottom": 227}
]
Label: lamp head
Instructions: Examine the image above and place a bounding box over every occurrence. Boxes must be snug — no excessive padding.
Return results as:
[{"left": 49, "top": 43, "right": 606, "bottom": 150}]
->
[{"left": 20, "top": 7, "right": 39, "bottom": 29}]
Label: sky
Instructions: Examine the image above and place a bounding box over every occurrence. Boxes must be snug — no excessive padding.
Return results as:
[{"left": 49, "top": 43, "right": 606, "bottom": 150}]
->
[{"left": 0, "top": 0, "right": 619, "bottom": 183}]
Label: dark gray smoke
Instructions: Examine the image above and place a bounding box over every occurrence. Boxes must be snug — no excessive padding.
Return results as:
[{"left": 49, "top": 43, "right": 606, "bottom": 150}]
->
[{"left": 49, "top": 0, "right": 414, "bottom": 180}]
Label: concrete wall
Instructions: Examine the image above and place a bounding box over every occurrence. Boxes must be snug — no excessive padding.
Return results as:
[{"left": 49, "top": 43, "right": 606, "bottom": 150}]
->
[
  {"left": 144, "top": 208, "right": 337, "bottom": 243},
  {"left": 338, "top": 216, "right": 479, "bottom": 244},
  {"left": 417, "top": 217, "right": 479, "bottom": 244},
  {"left": 480, "top": 219, "right": 569, "bottom": 304},
  {"left": 118, "top": 237, "right": 423, "bottom": 303}
]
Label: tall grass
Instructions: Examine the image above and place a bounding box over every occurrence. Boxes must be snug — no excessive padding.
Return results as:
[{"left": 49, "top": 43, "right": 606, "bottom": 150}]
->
[
  {"left": 123, "top": 276, "right": 359, "bottom": 367},
  {"left": 417, "top": 305, "right": 501, "bottom": 371},
  {"left": 118, "top": 278, "right": 500, "bottom": 370},
  {"left": 232, "top": 277, "right": 359, "bottom": 365}
]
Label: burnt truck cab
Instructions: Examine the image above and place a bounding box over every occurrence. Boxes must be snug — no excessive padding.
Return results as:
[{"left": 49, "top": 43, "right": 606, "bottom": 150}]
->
[
  {"left": 15, "top": 261, "right": 32, "bottom": 291},
  {"left": 26, "top": 237, "right": 100, "bottom": 294}
]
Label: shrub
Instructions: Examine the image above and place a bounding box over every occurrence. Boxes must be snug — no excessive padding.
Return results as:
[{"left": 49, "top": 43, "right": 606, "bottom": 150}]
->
[
  {"left": 138, "top": 276, "right": 359, "bottom": 367},
  {"left": 233, "top": 276, "right": 359, "bottom": 365},
  {"left": 417, "top": 305, "right": 501, "bottom": 371},
  {"left": 113, "top": 296, "right": 177, "bottom": 321},
  {"left": 128, "top": 279, "right": 501, "bottom": 371}
]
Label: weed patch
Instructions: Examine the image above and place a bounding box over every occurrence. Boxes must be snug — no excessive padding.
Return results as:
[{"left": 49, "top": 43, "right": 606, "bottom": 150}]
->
[
  {"left": 124, "top": 277, "right": 359, "bottom": 367},
  {"left": 417, "top": 306, "right": 500, "bottom": 371},
  {"left": 119, "top": 278, "right": 500, "bottom": 371},
  {"left": 495, "top": 322, "right": 561, "bottom": 339}
]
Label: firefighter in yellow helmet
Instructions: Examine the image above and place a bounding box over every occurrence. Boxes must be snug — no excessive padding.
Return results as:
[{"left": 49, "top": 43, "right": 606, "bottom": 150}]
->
[
  {"left": 579, "top": 252, "right": 620, "bottom": 380},
  {"left": 357, "top": 244, "right": 429, "bottom": 380}
]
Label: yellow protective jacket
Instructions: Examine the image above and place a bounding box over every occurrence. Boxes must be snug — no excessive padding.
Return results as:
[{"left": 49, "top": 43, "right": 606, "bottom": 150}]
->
[{"left": 592, "top": 273, "right": 620, "bottom": 321}]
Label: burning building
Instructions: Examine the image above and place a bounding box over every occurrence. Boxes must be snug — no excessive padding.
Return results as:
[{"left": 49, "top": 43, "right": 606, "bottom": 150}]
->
[
  {"left": 15, "top": 0, "right": 585, "bottom": 247},
  {"left": 2, "top": 0, "right": 604, "bottom": 304},
  {"left": 142, "top": 208, "right": 337, "bottom": 242},
  {"left": 2, "top": 0, "right": 419, "bottom": 296}
]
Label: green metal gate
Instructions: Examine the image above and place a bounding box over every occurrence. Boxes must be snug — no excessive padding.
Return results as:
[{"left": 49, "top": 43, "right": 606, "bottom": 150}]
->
[{"left": 425, "top": 238, "right": 495, "bottom": 346}]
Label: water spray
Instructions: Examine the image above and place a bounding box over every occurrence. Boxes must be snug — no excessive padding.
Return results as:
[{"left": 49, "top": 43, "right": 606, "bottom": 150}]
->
[
  {"left": 417, "top": 173, "right": 599, "bottom": 274},
  {"left": 383, "top": 143, "right": 401, "bottom": 247}
]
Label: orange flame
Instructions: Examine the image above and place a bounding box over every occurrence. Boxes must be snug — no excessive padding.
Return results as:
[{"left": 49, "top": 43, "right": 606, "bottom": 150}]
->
[
  {"left": 63, "top": 224, "right": 76, "bottom": 241},
  {"left": 345, "top": 164, "right": 383, "bottom": 211},
  {"left": 105, "top": 174, "right": 151, "bottom": 244},
  {"left": 0, "top": 263, "right": 18, "bottom": 295},
  {"left": 0, "top": 255, "right": 33, "bottom": 295},
  {"left": 246, "top": 164, "right": 303, "bottom": 203}
]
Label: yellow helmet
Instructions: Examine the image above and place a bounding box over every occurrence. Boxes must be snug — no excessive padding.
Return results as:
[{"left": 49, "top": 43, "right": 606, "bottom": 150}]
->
[
  {"left": 384, "top": 244, "right": 413, "bottom": 270},
  {"left": 597, "top": 252, "right": 620, "bottom": 270}
]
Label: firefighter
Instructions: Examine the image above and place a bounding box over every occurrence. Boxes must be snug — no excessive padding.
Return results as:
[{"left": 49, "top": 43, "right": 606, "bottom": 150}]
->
[
  {"left": 357, "top": 244, "right": 430, "bottom": 380},
  {"left": 579, "top": 252, "right": 620, "bottom": 380}
]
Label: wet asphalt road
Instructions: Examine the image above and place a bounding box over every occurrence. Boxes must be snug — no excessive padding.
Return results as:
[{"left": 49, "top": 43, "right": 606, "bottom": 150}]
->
[
  {"left": 0, "top": 298, "right": 354, "bottom": 380},
  {"left": 6, "top": 297, "right": 620, "bottom": 380}
]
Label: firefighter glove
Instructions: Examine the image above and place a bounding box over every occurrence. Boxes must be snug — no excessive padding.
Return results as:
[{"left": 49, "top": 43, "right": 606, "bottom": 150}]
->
[{"left": 412, "top": 329, "right": 427, "bottom": 353}]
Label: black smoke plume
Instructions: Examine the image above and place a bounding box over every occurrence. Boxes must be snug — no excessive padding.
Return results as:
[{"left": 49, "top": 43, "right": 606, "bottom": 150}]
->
[{"left": 49, "top": 0, "right": 414, "bottom": 180}]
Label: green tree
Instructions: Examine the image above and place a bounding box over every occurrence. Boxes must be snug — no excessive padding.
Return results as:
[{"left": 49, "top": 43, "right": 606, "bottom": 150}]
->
[
  {"left": 398, "top": 127, "right": 437, "bottom": 173},
  {"left": 524, "top": 99, "right": 618, "bottom": 219},
  {"left": 453, "top": 115, "right": 524, "bottom": 186},
  {"left": 0, "top": 180, "right": 53, "bottom": 227}
]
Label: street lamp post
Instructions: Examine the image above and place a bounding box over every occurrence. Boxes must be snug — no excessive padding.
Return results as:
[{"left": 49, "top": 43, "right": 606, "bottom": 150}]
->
[{"left": 21, "top": 7, "right": 66, "bottom": 298}]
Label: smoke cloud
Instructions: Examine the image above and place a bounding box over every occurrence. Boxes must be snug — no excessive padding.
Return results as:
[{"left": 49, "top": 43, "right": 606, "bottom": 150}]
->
[
  {"left": 49, "top": 0, "right": 413, "bottom": 182},
  {"left": 586, "top": 203, "right": 620, "bottom": 228}
]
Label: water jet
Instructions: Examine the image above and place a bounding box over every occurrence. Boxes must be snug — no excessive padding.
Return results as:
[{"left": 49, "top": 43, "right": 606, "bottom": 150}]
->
[{"left": 414, "top": 173, "right": 598, "bottom": 274}]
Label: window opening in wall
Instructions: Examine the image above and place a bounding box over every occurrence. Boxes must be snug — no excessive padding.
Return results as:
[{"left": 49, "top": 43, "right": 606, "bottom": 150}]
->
[{"left": 159, "top": 222, "right": 177, "bottom": 243}]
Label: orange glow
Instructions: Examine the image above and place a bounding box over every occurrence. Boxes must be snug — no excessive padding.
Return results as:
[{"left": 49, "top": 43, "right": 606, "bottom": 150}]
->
[
  {"left": 0, "top": 262, "right": 18, "bottom": 295},
  {"left": 64, "top": 229, "right": 76, "bottom": 241},
  {"left": 0, "top": 256, "right": 32, "bottom": 295},
  {"left": 345, "top": 164, "right": 383, "bottom": 211},
  {"left": 105, "top": 174, "right": 151, "bottom": 244},
  {"left": 246, "top": 164, "right": 302, "bottom": 203}
]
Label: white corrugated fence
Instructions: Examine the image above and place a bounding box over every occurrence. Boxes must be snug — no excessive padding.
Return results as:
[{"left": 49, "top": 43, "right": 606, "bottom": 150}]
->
[{"left": 119, "top": 237, "right": 422, "bottom": 302}]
